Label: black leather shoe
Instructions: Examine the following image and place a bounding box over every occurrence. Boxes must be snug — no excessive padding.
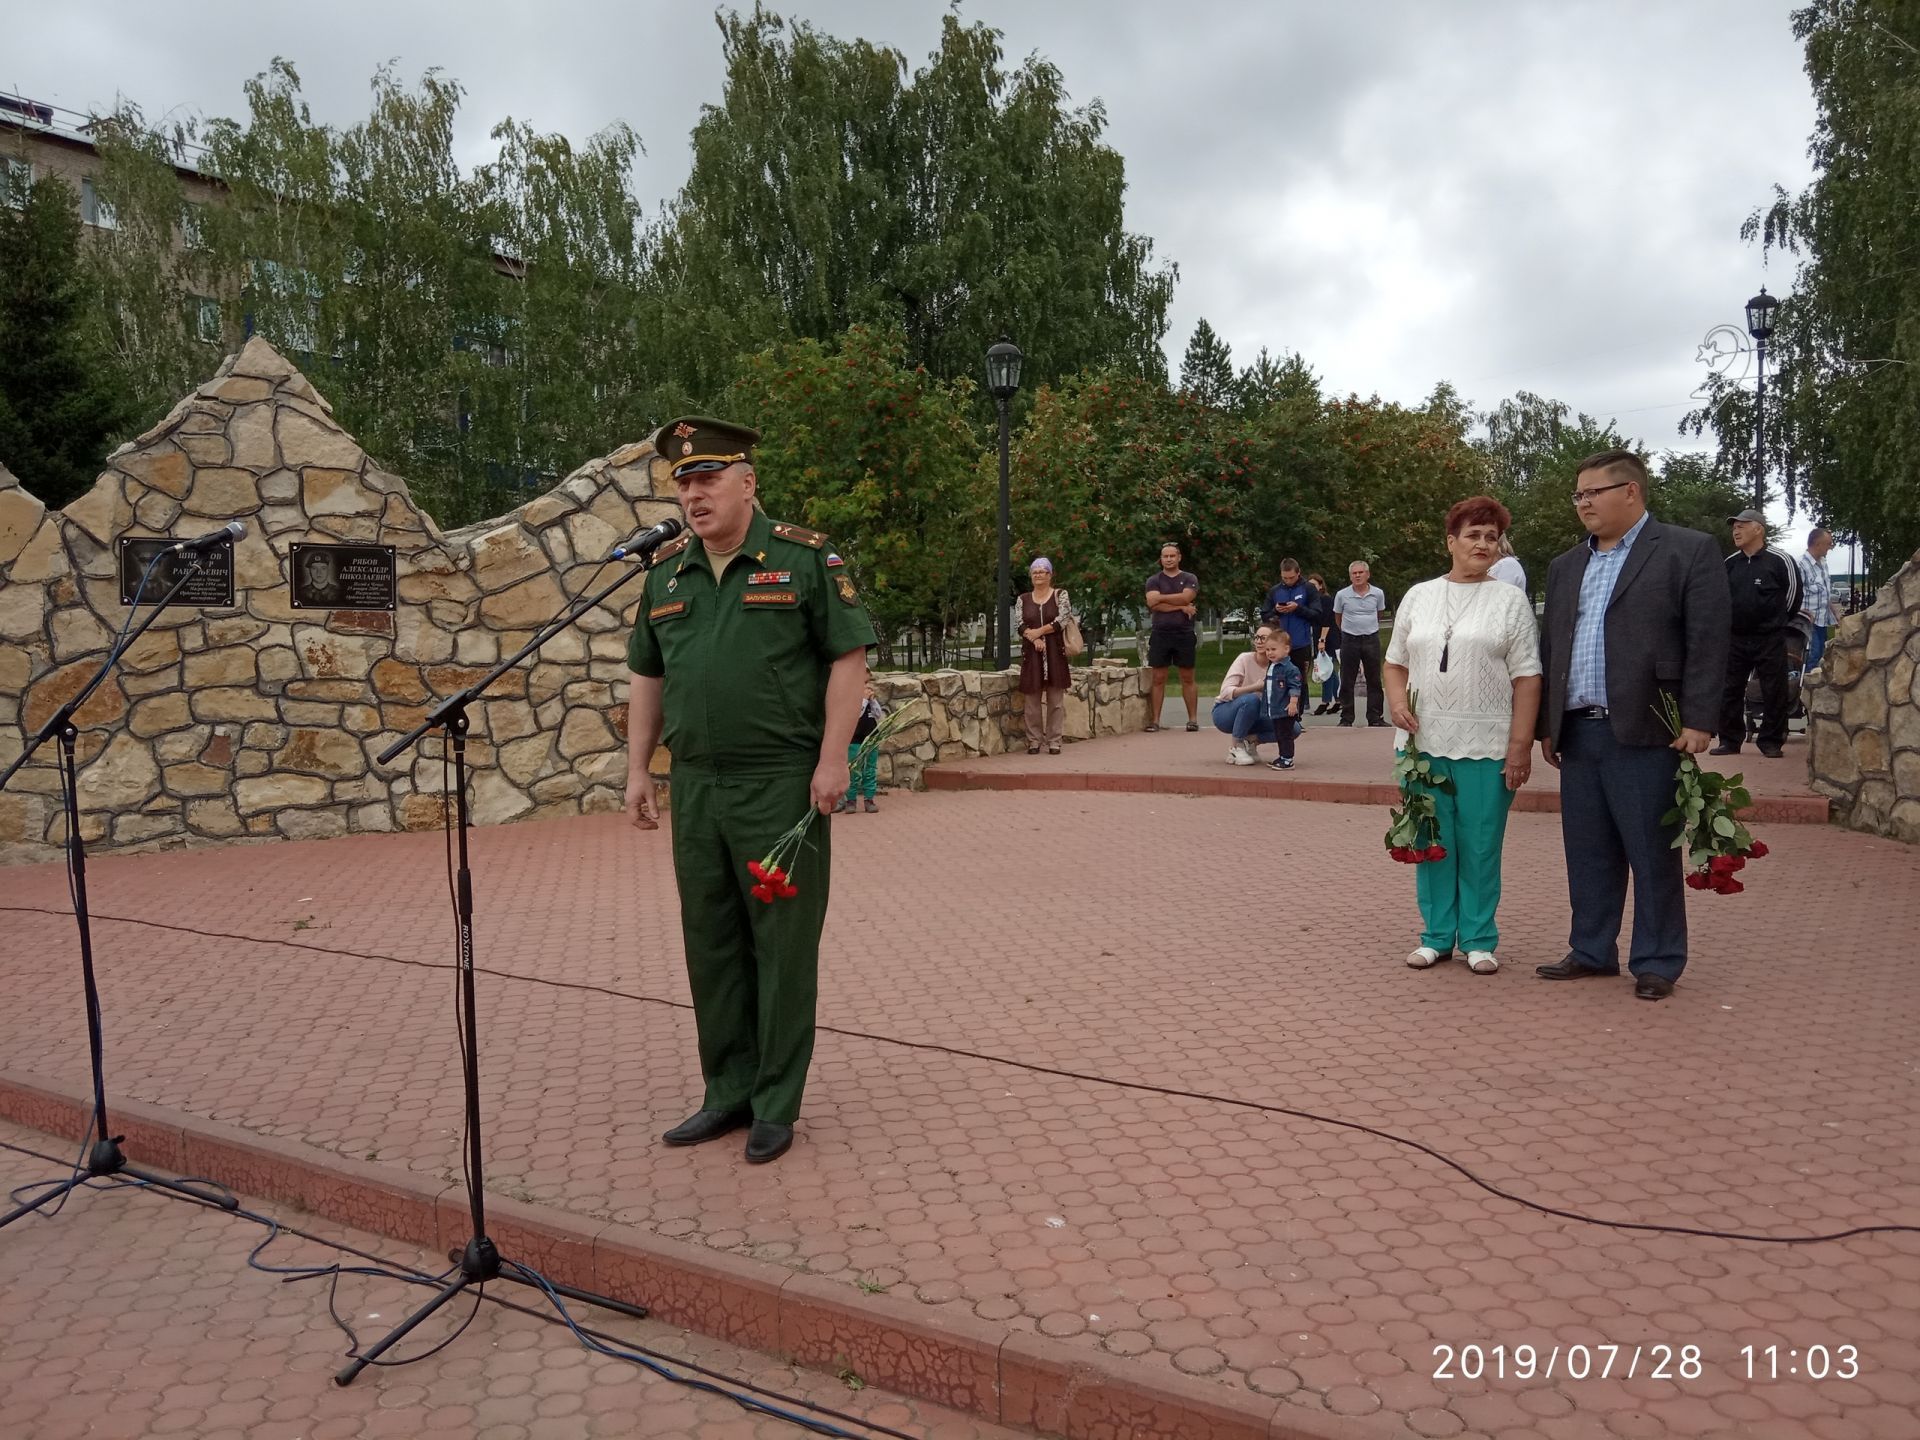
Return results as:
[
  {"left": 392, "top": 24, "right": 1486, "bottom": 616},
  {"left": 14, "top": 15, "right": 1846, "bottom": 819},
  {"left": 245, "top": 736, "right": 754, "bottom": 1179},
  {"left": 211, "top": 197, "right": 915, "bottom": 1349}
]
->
[
  {"left": 1367, "top": 719, "right": 1391, "bottom": 728},
  {"left": 1634, "top": 975, "right": 1675, "bottom": 1001},
  {"left": 1708, "top": 743, "right": 1741, "bottom": 756},
  {"left": 1757, "top": 743, "right": 1784, "bottom": 758},
  {"left": 661, "top": 1108, "right": 750, "bottom": 1147},
  {"left": 744, "top": 1121, "right": 793, "bottom": 1164},
  {"left": 1535, "top": 955, "right": 1619, "bottom": 980}
]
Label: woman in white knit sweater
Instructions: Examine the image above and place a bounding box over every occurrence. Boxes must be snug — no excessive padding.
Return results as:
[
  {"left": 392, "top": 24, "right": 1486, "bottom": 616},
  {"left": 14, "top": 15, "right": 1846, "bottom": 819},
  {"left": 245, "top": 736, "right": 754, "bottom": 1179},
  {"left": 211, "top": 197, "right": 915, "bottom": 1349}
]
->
[{"left": 1383, "top": 497, "right": 1543, "bottom": 975}]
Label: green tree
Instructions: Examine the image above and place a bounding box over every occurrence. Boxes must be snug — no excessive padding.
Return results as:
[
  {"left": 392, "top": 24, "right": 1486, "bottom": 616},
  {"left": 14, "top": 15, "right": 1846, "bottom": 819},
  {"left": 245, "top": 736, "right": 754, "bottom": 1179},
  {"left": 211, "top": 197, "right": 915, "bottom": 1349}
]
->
[
  {"left": 1476, "top": 390, "right": 1627, "bottom": 594},
  {"left": 1651, "top": 450, "right": 1751, "bottom": 547},
  {"left": 1686, "top": 1, "right": 1920, "bottom": 572},
  {"left": 725, "top": 324, "right": 991, "bottom": 661},
  {"left": 0, "top": 170, "right": 134, "bottom": 507},
  {"left": 659, "top": 8, "right": 1176, "bottom": 403},
  {"left": 1178, "top": 318, "right": 1236, "bottom": 408}
]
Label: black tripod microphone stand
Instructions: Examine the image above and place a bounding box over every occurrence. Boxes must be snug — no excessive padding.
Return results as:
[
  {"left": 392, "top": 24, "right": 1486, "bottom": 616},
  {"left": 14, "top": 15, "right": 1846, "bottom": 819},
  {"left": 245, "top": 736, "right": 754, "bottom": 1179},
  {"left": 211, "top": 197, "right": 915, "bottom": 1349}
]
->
[
  {"left": 339, "top": 556, "right": 661, "bottom": 1383},
  {"left": 0, "top": 555, "right": 240, "bottom": 1227}
]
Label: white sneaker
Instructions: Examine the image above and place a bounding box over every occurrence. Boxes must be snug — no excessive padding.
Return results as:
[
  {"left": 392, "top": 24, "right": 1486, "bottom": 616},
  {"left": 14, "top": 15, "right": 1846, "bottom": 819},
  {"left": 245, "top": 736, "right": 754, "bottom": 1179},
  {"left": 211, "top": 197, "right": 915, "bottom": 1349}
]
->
[
  {"left": 1466, "top": 951, "right": 1499, "bottom": 974},
  {"left": 1406, "top": 946, "right": 1445, "bottom": 968},
  {"left": 1228, "top": 744, "right": 1257, "bottom": 766}
]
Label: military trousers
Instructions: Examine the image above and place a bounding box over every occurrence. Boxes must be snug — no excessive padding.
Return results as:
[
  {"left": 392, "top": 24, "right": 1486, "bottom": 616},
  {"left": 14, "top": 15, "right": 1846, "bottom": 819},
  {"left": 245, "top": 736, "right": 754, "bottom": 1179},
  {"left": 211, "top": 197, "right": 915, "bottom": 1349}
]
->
[{"left": 669, "top": 765, "right": 830, "bottom": 1125}]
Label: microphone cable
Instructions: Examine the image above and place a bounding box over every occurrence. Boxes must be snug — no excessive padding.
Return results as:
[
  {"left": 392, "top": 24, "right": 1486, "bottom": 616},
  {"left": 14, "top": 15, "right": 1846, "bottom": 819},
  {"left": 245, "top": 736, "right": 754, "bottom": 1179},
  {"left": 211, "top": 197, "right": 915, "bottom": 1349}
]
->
[{"left": 2, "top": 902, "right": 1915, "bottom": 1247}]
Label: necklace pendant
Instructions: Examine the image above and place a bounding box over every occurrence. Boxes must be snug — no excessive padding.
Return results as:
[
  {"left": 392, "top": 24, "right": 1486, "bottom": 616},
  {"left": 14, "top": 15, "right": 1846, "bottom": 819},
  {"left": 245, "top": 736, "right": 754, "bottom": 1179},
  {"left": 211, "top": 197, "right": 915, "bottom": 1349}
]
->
[{"left": 1439, "top": 642, "right": 1450, "bottom": 674}]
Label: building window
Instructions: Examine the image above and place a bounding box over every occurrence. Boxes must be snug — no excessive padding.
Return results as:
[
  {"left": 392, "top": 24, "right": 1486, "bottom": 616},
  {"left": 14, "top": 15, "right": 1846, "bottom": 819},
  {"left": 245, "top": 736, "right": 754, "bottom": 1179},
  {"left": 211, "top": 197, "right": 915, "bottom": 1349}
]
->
[
  {"left": 191, "top": 297, "right": 221, "bottom": 344},
  {"left": 180, "top": 204, "right": 207, "bottom": 250},
  {"left": 80, "top": 177, "right": 117, "bottom": 230},
  {"left": 1, "top": 158, "right": 29, "bottom": 209}
]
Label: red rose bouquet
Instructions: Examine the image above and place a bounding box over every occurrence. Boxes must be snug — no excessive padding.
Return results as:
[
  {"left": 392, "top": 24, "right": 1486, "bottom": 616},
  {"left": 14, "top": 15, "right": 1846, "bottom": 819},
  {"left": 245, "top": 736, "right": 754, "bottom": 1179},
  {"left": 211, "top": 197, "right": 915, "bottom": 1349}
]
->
[
  {"left": 1385, "top": 690, "right": 1451, "bottom": 865},
  {"left": 1655, "top": 693, "right": 1768, "bottom": 895}
]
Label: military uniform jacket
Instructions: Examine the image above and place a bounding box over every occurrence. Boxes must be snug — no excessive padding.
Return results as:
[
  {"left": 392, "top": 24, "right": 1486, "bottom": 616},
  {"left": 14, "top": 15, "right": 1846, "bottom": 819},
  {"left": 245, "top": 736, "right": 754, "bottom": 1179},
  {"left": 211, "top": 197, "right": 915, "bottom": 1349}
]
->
[{"left": 626, "top": 510, "right": 877, "bottom": 775}]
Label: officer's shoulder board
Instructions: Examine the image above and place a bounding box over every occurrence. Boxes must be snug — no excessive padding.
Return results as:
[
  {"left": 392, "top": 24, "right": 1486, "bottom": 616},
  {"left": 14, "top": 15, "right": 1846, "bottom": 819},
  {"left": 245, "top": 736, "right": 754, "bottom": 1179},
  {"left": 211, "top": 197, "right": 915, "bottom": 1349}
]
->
[
  {"left": 770, "top": 520, "right": 829, "bottom": 550},
  {"left": 651, "top": 532, "right": 693, "bottom": 563}
]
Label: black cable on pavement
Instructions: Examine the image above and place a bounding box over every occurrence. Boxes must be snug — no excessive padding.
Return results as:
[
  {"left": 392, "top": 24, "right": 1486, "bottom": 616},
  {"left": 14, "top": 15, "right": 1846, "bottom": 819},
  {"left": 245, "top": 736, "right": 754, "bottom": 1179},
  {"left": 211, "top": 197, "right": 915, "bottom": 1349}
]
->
[
  {"left": 0, "top": 1134, "right": 920, "bottom": 1440},
  {"left": 2, "top": 902, "right": 1913, "bottom": 1248}
]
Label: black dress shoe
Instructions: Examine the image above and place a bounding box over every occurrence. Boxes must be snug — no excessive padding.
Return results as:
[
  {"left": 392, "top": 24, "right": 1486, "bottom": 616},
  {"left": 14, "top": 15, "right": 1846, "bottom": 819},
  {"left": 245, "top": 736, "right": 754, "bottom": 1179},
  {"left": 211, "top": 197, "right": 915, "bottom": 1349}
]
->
[
  {"left": 1757, "top": 743, "right": 1784, "bottom": 758},
  {"left": 1535, "top": 955, "right": 1619, "bottom": 980},
  {"left": 1367, "top": 719, "right": 1391, "bottom": 728},
  {"left": 661, "top": 1108, "right": 750, "bottom": 1147},
  {"left": 744, "top": 1121, "right": 793, "bottom": 1164},
  {"left": 1708, "top": 743, "right": 1741, "bottom": 756},
  {"left": 1634, "top": 975, "right": 1675, "bottom": 1001}
]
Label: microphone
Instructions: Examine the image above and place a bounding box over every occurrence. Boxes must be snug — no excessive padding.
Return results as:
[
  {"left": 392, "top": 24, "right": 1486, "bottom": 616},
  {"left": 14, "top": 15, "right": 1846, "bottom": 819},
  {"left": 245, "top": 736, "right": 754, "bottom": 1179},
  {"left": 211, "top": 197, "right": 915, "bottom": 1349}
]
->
[
  {"left": 168, "top": 520, "right": 245, "bottom": 554},
  {"left": 611, "top": 517, "right": 684, "bottom": 561}
]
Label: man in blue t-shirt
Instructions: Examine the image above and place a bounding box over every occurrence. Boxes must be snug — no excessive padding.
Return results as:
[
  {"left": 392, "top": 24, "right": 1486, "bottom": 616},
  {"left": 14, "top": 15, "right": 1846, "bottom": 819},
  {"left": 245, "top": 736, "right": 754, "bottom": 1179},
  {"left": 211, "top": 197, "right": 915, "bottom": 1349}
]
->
[
  {"left": 1261, "top": 558, "right": 1316, "bottom": 701},
  {"left": 1143, "top": 542, "right": 1200, "bottom": 731}
]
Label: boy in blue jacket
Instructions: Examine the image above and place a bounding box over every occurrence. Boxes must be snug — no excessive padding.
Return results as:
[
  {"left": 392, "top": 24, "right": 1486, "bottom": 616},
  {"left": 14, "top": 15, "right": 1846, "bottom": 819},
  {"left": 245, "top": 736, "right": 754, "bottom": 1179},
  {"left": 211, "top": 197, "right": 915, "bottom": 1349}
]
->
[{"left": 1263, "top": 649, "right": 1304, "bottom": 771}]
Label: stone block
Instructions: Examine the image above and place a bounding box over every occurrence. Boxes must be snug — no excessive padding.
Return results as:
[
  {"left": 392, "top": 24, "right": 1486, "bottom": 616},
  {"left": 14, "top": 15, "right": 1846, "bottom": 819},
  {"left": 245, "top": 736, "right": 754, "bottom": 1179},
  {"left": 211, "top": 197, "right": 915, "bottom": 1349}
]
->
[
  {"left": 479, "top": 571, "right": 567, "bottom": 630},
  {"left": 341, "top": 704, "right": 381, "bottom": 734},
  {"left": 234, "top": 773, "right": 329, "bottom": 814},
  {"left": 186, "top": 797, "right": 245, "bottom": 836},
  {"left": 10, "top": 518, "right": 67, "bottom": 583},
  {"left": 280, "top": 701, "right": 343, "bottom": 726},
  {"left": 183, "top": 468, "right": 260, "bottom": 518},
  {"left": 0, "top": 575, "right": 47, "bottom": 640},
  {"left": 112, "top": 444, "right": 191, "bottom": 500},
  {"left": 191, "top": 687, "right": 278, "bottom": 723},
  {"left": 77, "top": 733, "right": 161, "bottom": 810},
  {"left": 469, "top": 523, "right": 548, "bottom": 591},
  {"left": 275, "top": 727, "right": 366, "bottom": 778},
  {"left": 394, "top": 607, "right": 454, "bottom": 663},
  {"left": 284, "top": 680, "right": 365, "bottom": 702},
  {"left": 455, "top": 628, "right": 499, "bottom": 664},
  {"left": 279, "top": 809, "right": 348, "bottom": 841},
  {"left": 154, "top": 727, "right": 209, "bottom": 764},
  {"left": 257, "top": 467, "right": 299, "bottom": 503},
  {"left": 114, "top": 813, "right": 183, "bottom": 845},
  {"left": 498, "top": 734, "right": 553, "bottom": 785},
  {"left": 129, "top": 693, "right": 192, "bottom": 738},
  {"left": 469, "top": 769, "right": 534, "bottom": 826},
  {"left": 0, "top": 485, "right": 48, "bottom": 564},
  {"left": 25, "top": 660, "right": 127, "bottom": 731},
  {"left": 276, "top": 407, "right": 363, "bottom": 471},
  {"left": 486, "top": 698, "right": 537, "bottom": 742},
  {"left": 350, "top": 802, "right": 396, "bottom": 833},
  {"left": 399, "top": 793, "right": 452, "bottom": 831},
  {"left": 530, "top": 773, "right": 584, "bottom": 803},
  {"left": 397, "top": 568, "right": 478, "bottom": 604},
  {"left": 519, "top": 492, "right": 577, "bottom": 528},
  {"left": 293, "top": 624, "right": 384, "bottom": 680},
  {"left": 51, "top": 606, "right": 112, "bottom": 661},
  {"left": 183, "top": 645, "right": 258, "bottom": 688},
  {"left": 177, "top": 433, "right": 231, "bottom": 467},
  {"left": 163, "top": 763, "right": 232, "bottom": 798},
  {"left": 199, "top": 374, "right": 273, "bottom": 404}
]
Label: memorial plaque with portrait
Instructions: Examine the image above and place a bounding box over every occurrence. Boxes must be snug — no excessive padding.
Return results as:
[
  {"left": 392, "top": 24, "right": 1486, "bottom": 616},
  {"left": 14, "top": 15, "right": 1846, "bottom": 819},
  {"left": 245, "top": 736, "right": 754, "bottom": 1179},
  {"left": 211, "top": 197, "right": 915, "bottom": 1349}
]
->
[
  {"left": 290, "top": 543, "right": 397, "bottom": 612},
  {"left": 117, "top": 536, "right": 236, "bottom": 608}
]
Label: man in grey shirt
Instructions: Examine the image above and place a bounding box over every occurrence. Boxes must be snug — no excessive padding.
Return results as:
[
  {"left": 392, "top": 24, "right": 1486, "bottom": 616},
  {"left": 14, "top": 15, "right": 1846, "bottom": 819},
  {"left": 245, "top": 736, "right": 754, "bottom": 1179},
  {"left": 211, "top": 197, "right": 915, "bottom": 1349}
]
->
[{"left": 1332, "top": 561, "right": 1389, "bottom": 727}]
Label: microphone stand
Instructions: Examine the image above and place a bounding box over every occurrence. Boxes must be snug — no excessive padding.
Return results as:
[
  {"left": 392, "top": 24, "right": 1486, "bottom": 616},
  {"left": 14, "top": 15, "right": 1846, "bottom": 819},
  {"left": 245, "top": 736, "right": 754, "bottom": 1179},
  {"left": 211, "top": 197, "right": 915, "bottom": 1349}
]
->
[
  {"left": 0, "top": 555, "right": 241, "bottom": 1226},
  {"left": 338, "top": 554, "right": 661, "bottom": 1384}
]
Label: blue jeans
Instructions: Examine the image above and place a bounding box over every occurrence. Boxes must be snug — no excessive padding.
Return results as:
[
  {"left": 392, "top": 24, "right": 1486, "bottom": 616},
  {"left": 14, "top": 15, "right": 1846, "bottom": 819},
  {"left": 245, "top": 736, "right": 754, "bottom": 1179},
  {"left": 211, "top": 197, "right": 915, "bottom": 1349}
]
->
[
  {"left": 1210, "top": 693, "right": 1274, "bottom": 743},
  {"left": 1805, "top": 624, "right": 1827, "bottom": 670}
]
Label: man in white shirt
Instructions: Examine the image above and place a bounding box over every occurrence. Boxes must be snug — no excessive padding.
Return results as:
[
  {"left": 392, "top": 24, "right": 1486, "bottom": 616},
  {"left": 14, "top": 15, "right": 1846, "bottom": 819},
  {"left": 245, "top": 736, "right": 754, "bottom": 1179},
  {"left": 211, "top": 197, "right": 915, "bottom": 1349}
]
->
[
  {"left": 1332, "top": 562, "right": 1389, "bottom": 727},
  {"left": 1796, "top": 527, "right": 1837, "bottom": 671}
]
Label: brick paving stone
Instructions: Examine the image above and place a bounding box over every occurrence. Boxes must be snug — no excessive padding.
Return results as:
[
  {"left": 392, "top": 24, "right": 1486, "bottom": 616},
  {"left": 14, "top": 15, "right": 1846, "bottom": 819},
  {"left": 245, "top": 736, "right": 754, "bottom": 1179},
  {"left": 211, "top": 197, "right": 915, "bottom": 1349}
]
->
[
  {"left": 1, "top": 787, "right": 1917, "bottom": 1440},
  {"left": 0, "top": 1119, "right": 1030, "bottom": 1440}
]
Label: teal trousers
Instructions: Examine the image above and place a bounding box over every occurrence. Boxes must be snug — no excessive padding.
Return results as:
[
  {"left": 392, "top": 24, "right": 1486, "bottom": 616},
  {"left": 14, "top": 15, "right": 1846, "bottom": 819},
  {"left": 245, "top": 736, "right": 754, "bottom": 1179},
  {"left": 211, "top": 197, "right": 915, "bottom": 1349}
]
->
[{"left": 1413, "top": 754, "right": 1515, "bottom": 955}]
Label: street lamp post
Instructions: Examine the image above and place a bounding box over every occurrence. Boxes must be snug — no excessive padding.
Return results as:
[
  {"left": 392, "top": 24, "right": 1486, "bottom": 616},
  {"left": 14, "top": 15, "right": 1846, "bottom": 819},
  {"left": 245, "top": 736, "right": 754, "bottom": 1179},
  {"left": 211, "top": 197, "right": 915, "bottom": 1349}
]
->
[
  {"left": 1745, "top": 287, "right": 1779, "bottom": 511},
  {"left": 986, "top": 334, "right": 1023, "bottom": 670}
]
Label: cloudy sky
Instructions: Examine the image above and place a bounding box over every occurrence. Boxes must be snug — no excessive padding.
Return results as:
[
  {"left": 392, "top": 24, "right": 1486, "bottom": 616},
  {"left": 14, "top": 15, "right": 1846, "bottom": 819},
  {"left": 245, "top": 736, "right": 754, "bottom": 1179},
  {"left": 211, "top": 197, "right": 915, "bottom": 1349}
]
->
[{"left": 10, "top": 1, "right": 1819, "bottom": 531}]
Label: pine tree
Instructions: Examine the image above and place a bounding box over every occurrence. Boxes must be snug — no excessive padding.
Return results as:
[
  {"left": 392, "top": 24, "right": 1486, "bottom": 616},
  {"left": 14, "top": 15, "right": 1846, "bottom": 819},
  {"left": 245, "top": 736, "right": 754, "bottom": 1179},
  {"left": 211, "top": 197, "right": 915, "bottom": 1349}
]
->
[
  {"left": 1178, "top": 318, "right": 1235, "bottom": 408},
  {"left": 0, "top": 172, "right": 133, "bottom": 507}
]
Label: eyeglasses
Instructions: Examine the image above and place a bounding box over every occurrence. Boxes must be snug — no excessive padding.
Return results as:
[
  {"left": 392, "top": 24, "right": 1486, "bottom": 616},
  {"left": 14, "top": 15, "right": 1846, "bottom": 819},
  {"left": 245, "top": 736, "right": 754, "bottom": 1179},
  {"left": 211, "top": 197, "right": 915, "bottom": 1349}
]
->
[{"left": 1570, "top": 480, "right": 1634, "bottom": 507}]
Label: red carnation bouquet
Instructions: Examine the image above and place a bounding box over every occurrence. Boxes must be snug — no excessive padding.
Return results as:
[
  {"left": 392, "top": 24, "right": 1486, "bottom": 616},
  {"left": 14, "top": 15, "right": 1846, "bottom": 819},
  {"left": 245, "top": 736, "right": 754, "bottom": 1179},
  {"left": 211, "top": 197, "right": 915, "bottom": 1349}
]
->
[
  {"left": 1655, "top": 693, "right": 1768, "bottom": 895},
  {"left": 747, "top": 699, "right": 925, "bottom": 903},
  {"left": 1385, "top": 690, "right": 1450, "bottom": 865}
]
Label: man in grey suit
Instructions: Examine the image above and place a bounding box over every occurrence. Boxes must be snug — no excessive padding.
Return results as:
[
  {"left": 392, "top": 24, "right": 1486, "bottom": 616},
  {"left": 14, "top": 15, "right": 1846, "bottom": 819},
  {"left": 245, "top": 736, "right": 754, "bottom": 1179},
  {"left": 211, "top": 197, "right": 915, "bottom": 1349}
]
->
[{"left": 1535, "top": 450, "right": 1731, "bottom": 1000}]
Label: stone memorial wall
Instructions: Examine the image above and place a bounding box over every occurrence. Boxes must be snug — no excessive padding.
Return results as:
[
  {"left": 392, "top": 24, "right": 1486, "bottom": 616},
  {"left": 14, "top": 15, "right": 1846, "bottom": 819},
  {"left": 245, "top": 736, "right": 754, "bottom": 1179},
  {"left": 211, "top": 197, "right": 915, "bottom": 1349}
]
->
[
  {"left": 1805, "top": 551, "right": 1920, "bottom": 844},
  {"left": 0, "top": 340, "right": 1150, "bottom": 863}
]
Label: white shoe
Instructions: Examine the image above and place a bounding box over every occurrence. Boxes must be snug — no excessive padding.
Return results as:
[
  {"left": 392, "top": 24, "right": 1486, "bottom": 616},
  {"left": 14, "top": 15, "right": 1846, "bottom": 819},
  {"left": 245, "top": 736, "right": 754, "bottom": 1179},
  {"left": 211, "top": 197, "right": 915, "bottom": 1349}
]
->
[
  {"left": 1227, "top": 744, "right": 1257, "bottom": 766},
  {"left": 1406, "top": 946, "right": 1445, "bottom": 968},
  {"left": 1467, "top": 951, "right": 1499, "bottom": 974}
]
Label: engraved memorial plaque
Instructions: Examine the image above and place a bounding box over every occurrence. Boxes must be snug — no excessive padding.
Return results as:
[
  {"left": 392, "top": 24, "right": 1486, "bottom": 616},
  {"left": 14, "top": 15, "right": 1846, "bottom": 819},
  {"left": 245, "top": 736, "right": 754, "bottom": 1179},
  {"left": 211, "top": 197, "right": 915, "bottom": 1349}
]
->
[
  {"left": 290, "top": 543, "right": 397, "bottom": 612},
  {"left": 117, "top": 536, "right": 236, "bottom": 608}
]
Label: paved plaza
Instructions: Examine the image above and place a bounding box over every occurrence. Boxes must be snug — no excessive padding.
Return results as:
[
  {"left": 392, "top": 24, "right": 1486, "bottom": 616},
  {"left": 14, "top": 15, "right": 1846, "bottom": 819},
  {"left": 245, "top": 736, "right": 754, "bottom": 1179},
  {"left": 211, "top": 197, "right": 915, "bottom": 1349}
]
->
[
  {"left": 0, "top": 1118, "right": 1023, "bottom": 1440},
  {"left": 1, "top": 743, "right": 1917, "bottom": 1438}
]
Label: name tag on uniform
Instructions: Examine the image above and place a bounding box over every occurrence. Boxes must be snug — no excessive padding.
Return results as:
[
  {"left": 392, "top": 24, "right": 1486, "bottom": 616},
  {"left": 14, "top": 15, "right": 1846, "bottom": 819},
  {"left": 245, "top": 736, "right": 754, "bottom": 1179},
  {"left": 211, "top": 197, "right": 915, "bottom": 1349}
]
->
[
  {"left": 742, "top": 590, "right": 799, "bottom": 606},
  {"left": 747, "top": 570, "right": 792, "bottom": 585},
  {"left": 649, "top": 600, "right": 688, "bottom": 621}
]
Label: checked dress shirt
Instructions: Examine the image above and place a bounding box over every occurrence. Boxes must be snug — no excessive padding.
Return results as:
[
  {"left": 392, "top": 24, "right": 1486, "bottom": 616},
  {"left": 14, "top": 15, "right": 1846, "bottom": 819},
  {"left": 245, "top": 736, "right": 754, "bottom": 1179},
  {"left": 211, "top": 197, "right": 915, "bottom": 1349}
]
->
[{"left": 1566, "top": 510, "right": 1650, "bottom": 710}]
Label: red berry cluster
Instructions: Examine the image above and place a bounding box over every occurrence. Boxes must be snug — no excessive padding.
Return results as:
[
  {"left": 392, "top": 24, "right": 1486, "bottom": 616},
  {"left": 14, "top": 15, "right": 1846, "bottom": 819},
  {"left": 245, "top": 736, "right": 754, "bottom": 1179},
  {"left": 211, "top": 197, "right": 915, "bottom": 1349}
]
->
[
  {"left": 1685, "top": 839, "right": 1768, "bottom": 895},
  {"left": 747, "top": 859, "right": 798, "bottom": 903},
  {"left": 1388, "top": 844, "right": 1447, "bottom": 864}
]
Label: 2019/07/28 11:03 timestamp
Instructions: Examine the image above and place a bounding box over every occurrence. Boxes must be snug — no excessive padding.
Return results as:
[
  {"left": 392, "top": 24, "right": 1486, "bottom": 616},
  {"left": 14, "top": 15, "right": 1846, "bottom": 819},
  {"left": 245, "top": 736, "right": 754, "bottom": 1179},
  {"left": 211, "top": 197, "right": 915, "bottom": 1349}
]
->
[{"left": 1432, "top": 1342, "right": 1861, "bottom": 1382}]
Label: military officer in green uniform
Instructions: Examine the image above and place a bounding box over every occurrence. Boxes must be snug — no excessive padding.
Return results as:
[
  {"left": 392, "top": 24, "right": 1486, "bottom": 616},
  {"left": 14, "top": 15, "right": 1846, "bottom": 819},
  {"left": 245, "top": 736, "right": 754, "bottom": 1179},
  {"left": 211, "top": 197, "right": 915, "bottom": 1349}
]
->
[{"left": 625, "top": 417, "right": 877, "bottom": 1163}]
